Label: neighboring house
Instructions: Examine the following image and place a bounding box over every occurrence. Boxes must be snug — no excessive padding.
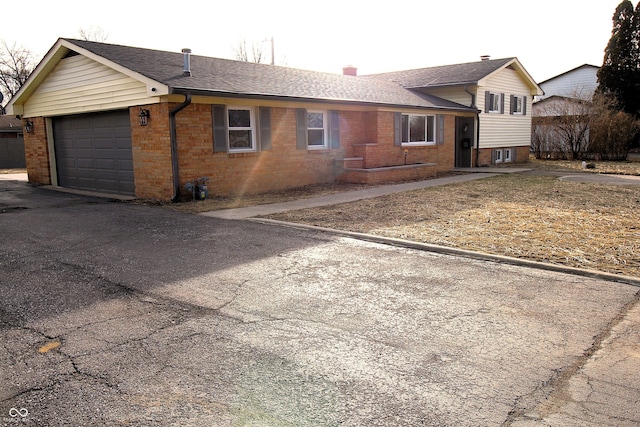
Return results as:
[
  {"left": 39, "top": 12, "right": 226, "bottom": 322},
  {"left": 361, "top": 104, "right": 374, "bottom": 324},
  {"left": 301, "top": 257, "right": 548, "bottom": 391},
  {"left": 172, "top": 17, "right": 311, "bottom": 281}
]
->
[
  {"left": 0, "top": 115, "right": 26, "bottom": 169},
  {"left": 532, "top": 65, "right": 599, "bottom": 158},
  {"left": 534, "top": 64, "right": 599, "bottom": 102},
  {"left": 7, "top": 39, "right": 541, "bottom": 200},
  {"left": 367, "top": 57, "right": 543, "bottom": 166}
]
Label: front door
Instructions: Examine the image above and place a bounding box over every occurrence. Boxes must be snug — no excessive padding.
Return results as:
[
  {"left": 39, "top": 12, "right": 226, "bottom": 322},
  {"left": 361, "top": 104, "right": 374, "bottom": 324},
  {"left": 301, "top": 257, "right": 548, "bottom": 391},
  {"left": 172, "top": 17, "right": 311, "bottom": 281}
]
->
[{"left": 455, "top": 117, "right": 474, "bottom": 168}]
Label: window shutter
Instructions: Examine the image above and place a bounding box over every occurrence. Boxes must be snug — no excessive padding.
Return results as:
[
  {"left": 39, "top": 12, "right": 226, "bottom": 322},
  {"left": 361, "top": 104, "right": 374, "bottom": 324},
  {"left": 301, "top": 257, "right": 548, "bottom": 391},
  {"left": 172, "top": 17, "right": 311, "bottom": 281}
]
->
[
  {"left": 512, "top": 147, "right": 517, "bottom": 161},
  {"left": 509, "top": 95, "right": 515, "bottom": 115},
  {"left": 437, "top": 114, "right": 445, "bottom": 145},
  {"left": 522, "top": 97, "right": 527, "bottom": 115},
  {"left": 212, "top": 105, "right": 228, "bottom": 153},
  {"left": 329, "top": 110, "right": 340, "bottom": 149},
  {"left": 394, "top": 112, "right": 402, "bottom": 146},
  {"left": 259, "top": 107, "right": 272, "bottom": 151},
  {"left": 484, "top": 91, "right": 490, "bottom": 113},
  {"left": 296, "top": 108, "right": 307, "bottom": 150},
  {"left": 499, "top": 93, "right": 505, "bottom": 114}
]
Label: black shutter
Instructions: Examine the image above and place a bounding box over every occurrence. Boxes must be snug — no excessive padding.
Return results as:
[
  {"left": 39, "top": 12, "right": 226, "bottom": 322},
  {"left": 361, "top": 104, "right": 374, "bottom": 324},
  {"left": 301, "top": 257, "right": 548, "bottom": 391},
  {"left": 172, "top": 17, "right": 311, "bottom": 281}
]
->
[
  {"left": 212, "top": 105, "right": 228, "bottom": 153},
  {"left": 329, "top": 110, "right": 340, "bottom": 149},
  {"left": 296, "top": 108, "right": 307, "bottom": 150},
  {"left": 522, "top": 97, "right": 527, "bottom": 115},
  {"left": 484, "top": 91, "right": 491, "bottom": 113},
  {"left": 394, "top": 112, "right": 402, "bottom": 146},
  {"left": 259, "top": 107, "right": 272, "bottom": 151},
  {"left": 500, "top": 93, "right": 505, "bottom": 114},
  {"left": 510, "top": 95, "right": 515, "bottom": 115},
  {"left": 437, "top": 114, "right": 445, "bottom": 145}
]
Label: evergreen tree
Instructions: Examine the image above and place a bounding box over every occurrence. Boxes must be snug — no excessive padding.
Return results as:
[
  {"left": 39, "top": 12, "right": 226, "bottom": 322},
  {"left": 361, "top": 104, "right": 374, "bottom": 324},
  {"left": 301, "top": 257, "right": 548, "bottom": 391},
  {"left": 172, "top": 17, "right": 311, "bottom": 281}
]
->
[{"left": 597, "top": 1, "right": 640, "bottom": 118}]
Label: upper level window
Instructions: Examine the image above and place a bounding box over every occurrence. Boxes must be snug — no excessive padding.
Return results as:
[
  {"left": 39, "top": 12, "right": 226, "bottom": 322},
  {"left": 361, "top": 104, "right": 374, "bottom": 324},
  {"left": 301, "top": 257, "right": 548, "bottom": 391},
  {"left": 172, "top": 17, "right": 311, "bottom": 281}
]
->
[
  {"left": 513, "top": 96, "right": 523, "bottom": 114},
  {"left": 488, "top": 92, "right": 502, "bottom": 113},
  {"left": 510, "top": 95, "right": 527, "bottom": 115},
  {"left": 401, "top": 113, "right": 435, "bottom": 145},
  {"left": 228, "top": 107, "right": 255, "bottom": 151},
  {"left": 307, "top": 110, "right": 327, "bottom": 148}
]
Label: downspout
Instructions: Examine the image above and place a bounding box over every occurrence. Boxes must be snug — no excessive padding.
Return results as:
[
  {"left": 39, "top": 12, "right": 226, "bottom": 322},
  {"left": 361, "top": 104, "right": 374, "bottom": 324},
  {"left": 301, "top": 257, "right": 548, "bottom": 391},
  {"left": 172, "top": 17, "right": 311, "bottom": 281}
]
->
[
  {"left": 463, "top": 86, "right": 481, "bottom": 168},
  {"left": 475, "top": 110, "right": 480, "bottom": 167},
  {"left": 169, "top": 93, "right": 192, "bottom": 202}
]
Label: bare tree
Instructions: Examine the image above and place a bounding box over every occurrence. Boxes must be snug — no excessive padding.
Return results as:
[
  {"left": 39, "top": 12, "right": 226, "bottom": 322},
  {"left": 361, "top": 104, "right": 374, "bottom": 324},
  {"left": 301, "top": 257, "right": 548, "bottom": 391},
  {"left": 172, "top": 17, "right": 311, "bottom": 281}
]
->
[
  {"left": 233, "top": 39, "right": 265, "bottom": 63},
  {"left": 0, "top": 40, "right": 35, "bottom": 109},
  {"left": 589, "top": 91, "right": 639, "bottom": 160},
  {"left": 78, "top": 26, "right": 109, "bottom": 42},
  {"left": 532, "top": 89, "right": 593, "bottom": 159}
]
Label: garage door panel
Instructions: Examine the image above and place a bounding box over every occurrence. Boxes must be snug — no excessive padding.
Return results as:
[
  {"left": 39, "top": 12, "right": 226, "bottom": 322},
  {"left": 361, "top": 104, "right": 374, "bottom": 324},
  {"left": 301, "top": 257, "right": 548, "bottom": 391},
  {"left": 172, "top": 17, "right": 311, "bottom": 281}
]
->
[{"left": 53, "top": 111, "right": 135, "bottom": 196}]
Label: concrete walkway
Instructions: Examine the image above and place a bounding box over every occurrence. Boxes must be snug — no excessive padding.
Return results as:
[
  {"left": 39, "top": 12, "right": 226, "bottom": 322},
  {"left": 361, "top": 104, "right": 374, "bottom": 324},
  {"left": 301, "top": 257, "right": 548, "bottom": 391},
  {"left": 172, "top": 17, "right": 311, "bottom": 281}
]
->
[{"left": 201, "top": 171, "right": 508, "bottom": 220}]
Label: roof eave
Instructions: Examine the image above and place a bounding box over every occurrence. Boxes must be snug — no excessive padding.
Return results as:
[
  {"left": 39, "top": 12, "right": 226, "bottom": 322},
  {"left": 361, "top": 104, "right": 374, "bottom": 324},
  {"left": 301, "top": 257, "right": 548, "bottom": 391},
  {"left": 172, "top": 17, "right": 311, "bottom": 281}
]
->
[
  {"left": 169, "top": 87, "right": 478, "bottom": 113},
  {"left": 7, "top": 38, "right": 170, "bottom": 115}
]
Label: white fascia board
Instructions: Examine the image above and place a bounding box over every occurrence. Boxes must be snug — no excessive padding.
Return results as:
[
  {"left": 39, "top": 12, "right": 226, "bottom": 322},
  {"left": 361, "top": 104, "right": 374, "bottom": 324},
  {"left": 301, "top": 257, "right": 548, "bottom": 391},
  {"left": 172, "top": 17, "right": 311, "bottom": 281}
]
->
[
  {"left": 61, "top": 39, "right": 169, "bottom": 97},
  {"left": 6, "top": 38, "right": 168, "bottom": 115}
]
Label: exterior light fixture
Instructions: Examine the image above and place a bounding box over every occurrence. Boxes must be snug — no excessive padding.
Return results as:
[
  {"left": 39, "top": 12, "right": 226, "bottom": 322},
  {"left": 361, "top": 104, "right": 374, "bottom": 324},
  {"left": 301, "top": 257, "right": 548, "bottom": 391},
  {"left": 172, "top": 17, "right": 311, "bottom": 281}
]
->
[
  {"left": 138, "top": 109, "right": 150, "bottom": 126},
  {"left": 24, "top": 119, "right": 34, "bottom": 133}
]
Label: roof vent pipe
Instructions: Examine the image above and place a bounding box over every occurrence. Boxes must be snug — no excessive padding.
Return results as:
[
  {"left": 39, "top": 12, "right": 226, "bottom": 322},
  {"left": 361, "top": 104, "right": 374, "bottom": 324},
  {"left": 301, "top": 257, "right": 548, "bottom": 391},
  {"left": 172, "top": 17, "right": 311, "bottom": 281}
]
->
[
  {"left": 480, "top": 55, "right": 490, "bottom": 61},
  {"left": 182, "top": 48, "right": 192, "bottom": 76}
]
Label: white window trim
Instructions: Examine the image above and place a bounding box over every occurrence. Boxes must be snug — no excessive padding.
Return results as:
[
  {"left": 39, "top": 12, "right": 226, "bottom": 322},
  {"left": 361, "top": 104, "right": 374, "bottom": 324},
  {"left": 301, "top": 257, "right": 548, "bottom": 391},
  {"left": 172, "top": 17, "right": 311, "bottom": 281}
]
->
[
  {"left": 488, "top": 92, "right": 501, "bottom": 113},
  {"left": 494, "top": 149, "right": 503, "bottom": 163},
  {"left": 401, "top": 113, "right": 436, "bottom": 146},
  {"left": 307, "top": 110, "right": 328, "bottom": 150},
  {"left": 512, "top": 96, "right": 524, "bottom": 115},
  {"left": 504, "top": 148, "right": 512, "bottom": 162},
  {"left": 228, "top": 106, "right": 256, "bottom": 152}
]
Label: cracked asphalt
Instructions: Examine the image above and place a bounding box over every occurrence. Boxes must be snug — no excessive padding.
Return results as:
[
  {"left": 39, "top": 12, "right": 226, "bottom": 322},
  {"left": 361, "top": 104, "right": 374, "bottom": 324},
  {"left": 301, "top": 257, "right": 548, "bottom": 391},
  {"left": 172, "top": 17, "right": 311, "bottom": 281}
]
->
[{"left": 1, "top": 176, "right": 639, "bottom": 426}]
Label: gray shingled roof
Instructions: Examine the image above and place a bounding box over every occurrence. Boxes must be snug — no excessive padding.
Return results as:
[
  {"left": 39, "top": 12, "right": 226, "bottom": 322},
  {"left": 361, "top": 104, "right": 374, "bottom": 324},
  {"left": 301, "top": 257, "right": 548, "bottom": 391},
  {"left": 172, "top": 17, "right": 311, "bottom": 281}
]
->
[
  {"left": 365, "top": 58, "right": 515, "bottom": 89},
  {"left": 63, "top": 39, "right": 475, "bottom": 112}
]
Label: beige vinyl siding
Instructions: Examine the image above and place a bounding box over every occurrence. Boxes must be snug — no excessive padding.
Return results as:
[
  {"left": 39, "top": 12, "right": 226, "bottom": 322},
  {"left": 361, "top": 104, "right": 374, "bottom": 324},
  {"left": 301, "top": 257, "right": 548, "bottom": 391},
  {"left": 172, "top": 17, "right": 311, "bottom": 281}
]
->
[
  {"left": 23, "top": 55, "right": 153, "bottom": 117},
  {"left": 478, "top": 67, "right": 533, "bottom": 149},
  {"left": 418, "top": 87, "right": 475, "bottom": 107}
]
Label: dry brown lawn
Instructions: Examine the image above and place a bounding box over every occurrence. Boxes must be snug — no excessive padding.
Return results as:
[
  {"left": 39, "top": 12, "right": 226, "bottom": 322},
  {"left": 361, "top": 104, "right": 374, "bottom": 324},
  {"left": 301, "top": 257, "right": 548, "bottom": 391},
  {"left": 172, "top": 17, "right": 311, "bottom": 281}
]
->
[
  {"left": 169, "top": 159, "right": 640, "bottom": 278},
  {"left": 265, "top": 174, "right": 640, "bottom": 277}
]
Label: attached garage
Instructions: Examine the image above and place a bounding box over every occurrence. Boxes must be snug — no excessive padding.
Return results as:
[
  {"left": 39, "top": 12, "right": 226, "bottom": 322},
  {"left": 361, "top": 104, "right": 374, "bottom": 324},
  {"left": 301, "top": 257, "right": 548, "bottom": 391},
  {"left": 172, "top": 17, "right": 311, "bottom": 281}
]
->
[{"left": 53, "top": 110, "right": 135, "bottom": 196}]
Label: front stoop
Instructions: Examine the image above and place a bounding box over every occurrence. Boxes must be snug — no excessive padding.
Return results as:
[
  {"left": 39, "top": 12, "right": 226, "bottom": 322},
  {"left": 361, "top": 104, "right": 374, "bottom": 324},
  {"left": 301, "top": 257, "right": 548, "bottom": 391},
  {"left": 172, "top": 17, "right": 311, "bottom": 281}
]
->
[{"left": 337, "top": 163, "right": 438, "bottom": 185}]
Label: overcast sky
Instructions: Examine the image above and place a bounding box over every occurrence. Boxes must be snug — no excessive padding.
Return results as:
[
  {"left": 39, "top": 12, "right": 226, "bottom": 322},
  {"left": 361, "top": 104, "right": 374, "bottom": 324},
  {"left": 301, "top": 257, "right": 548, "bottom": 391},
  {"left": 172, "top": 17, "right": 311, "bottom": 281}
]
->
[{"left": 3, "top": 0, "right": 627, "bottom": 83}]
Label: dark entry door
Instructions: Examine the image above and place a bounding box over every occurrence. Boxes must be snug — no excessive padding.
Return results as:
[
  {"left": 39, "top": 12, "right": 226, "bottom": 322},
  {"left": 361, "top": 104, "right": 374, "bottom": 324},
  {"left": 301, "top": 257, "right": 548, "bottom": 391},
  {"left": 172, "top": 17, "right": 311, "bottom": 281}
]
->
[
  {"left": 53, "top": 110, "right": 135, "bottom": 196},
  {"left": 455, "top": 117, "right": 474, "bottom": 168}
]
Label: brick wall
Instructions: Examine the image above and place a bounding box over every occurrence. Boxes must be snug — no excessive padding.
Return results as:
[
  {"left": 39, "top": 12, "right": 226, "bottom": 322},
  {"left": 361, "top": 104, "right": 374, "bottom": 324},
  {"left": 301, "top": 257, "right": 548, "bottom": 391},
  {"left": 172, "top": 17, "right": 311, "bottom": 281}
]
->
[
  {"left": 477, "top": 145, "right": 531, "bottom": 166},
  {"left": 353, "top": 112, "right": 456, "bottom": 173},
  {"left": 23, "top": 117, "right": 51, "bottom": 185},
  {"left": 173, "top": 105, "right": 344, "bottom": 198},
  {"left": 130, "top": 104, "right": 174, "bottom": 200}
]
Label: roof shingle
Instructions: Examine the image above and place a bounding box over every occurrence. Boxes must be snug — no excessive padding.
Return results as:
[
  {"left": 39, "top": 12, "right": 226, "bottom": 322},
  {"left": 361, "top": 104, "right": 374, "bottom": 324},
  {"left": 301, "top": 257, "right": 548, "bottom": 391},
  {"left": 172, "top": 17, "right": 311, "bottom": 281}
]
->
[
  {"left": 64, "top": 39, "right": 475, "bottom": 112},
  {"left": 364, "top": 58, "right": 515, "bottom": 88}
]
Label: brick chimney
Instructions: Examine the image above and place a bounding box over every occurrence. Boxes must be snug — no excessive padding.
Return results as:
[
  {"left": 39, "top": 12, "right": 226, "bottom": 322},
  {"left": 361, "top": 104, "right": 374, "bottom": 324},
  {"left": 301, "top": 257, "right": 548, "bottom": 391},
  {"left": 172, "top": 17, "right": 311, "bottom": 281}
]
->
[{"left": 342, "top": 65, "right": 357, "bottom": 76}]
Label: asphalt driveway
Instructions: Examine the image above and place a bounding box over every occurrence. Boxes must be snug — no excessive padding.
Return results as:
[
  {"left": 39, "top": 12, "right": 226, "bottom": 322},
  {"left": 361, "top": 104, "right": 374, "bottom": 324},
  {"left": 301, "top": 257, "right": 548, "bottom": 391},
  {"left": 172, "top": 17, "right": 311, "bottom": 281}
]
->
[{"left": 1, "top": 177, "right": 639, "bottom": 426}]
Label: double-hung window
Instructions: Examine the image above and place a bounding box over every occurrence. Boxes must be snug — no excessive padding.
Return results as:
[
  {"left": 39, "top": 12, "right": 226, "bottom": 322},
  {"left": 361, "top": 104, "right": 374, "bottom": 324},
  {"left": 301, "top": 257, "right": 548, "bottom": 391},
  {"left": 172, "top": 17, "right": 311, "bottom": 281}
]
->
[
  {"left": 296, "top": 109, "right": 340, "bottom": 150},
  {"left": 227, "top": 107, "right": 255, "bottom": 151},
  {"left": 307, "top": 110, "right": 327, "bottom": 149},
  {"left": 488, "top": 92, "right": 502, "bottom": 113},
  {"left": 510, "top": 95, "right": 527, "bottom": 115},
  {"left": 401, "top": 113, "right": 436, "bottom": 145}
]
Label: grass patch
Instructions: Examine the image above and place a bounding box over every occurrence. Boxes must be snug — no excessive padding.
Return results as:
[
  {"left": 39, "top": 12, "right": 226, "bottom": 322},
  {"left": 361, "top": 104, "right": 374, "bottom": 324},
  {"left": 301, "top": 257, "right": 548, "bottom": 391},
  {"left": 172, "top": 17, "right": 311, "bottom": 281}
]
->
[{"left": 265, "top": 174, "right": 640, "bottom": 278}]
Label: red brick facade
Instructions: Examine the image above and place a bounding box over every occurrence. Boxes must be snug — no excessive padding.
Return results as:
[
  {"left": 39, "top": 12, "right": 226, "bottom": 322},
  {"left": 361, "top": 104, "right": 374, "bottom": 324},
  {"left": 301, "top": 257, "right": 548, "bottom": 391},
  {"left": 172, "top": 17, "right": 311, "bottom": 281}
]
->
[
  {"left": 22, "top": 101, "right": 511, "bottom": 200},
  {"left": 477, "top": 145, "right": 530, "bottom": 167},
  {"left": 23, "top": 117, "right": 51, "bottom": 185},
  {"left": 130, "top": 103, "right": 174, "bottom": 200}
]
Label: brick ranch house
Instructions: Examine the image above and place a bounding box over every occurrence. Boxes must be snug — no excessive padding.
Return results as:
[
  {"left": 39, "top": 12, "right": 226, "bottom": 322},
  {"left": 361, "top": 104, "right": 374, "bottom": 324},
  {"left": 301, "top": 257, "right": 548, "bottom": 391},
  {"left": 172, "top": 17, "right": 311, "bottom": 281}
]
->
[{"left": 7, "top": 39, "right": 542, "bottom": 200}]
